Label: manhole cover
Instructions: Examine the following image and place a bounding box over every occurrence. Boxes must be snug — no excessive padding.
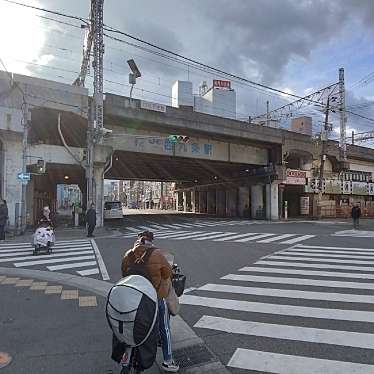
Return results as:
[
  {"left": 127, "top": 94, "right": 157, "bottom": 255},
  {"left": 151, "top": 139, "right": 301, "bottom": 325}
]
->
[
  {"left": 0, "top": 352, "right": 12, "bottom": 369},
  {"left": 173, "top": 344, "right": 215, "bottom": 369}
]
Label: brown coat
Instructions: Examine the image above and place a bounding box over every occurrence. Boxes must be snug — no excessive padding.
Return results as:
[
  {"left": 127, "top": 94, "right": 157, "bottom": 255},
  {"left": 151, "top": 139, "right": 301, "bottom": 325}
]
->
[{"left": 121, "top": 245, "right": 172, "bottom": 298}]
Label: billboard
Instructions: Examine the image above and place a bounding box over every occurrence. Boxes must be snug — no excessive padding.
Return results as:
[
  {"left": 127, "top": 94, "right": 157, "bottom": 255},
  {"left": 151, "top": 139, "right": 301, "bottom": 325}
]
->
[
  {"left": 285, "top": 169, "right": 307, "bottom": 185},
  {"left": 213, "top": 80, "right": 231, "bottom": 89}
]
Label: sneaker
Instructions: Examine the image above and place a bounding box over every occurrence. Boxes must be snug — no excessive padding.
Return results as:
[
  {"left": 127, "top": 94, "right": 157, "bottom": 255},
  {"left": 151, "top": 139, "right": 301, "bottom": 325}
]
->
[{"left": 162, "top": 360, "right": 179, "bottom": 372}]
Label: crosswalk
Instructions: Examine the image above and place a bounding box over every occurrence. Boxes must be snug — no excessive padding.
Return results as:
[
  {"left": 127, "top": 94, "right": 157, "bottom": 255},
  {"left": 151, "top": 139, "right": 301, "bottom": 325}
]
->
[
  {"left": 334, "top": 229, "right": 374, "bottom": 238},
  {"left": 180, "top": 243, "right": 374, "bottom": 372},
  {"left": 0, "top": 239, "right": 109, "bottom": 279},
  {"left": 122, "top": 225, "right": 316, "bottom": 245}
]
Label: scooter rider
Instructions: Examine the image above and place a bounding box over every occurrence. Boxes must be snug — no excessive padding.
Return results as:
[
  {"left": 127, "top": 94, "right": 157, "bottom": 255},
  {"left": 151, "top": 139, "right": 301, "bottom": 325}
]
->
[{"left": 122, "top": 231, "right": 179, "bottom": 372}]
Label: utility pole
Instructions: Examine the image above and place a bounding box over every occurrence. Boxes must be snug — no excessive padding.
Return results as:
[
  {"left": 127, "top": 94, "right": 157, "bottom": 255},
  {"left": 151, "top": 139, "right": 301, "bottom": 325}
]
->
[
  {"left": 339, "top": 67, "right": 347, "bottom": 161},
  {"left": 352, "top": 131, "right": 355, "bottom": 145},
  {"left": 20, "top": 99, "right": 30, "bottom": 233},
  {"left": 318, "top": 97, "right": 330, "bottom": 218},
  {"left": 266, "top": 100, "right": 270, "bottom": 127}
]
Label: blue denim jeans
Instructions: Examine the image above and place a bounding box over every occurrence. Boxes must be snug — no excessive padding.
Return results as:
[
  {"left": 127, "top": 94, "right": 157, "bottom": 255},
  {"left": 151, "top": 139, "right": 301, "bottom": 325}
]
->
[{"left": 158, "top": 298, "right": 173, "bottom": 362}]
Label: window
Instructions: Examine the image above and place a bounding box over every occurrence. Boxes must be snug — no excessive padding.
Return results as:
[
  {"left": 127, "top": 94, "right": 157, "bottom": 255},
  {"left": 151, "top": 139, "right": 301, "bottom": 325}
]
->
[{"left": 104, "top": 201, "right": 122, "bottom": 210}]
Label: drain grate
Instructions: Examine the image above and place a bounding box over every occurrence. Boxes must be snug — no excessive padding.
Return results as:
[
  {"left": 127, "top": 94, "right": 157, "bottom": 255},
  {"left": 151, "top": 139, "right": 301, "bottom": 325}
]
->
[{"left": 173, "top": 344, "right": 215, "bottom": 369}]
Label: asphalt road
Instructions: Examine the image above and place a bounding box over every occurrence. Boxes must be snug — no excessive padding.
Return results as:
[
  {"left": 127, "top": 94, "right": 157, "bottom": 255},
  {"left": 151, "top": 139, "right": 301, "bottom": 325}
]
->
[
  {"left": 97, "top": 216, "right": 374, "bottom": 373},
  {"left": 3, "top": 215, "right": 374, "bottom": 373}
]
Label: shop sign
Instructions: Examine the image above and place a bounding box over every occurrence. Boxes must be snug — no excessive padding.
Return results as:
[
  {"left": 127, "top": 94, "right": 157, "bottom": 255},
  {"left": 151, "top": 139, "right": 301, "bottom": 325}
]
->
[
  {"left": 324, "top": 179, "right": 341, "bottom": 194},
  {"left": 213, "top": 80, "right": 231, "bottom": 89},
  {"left": 285, "top": 169, "right": 306, "bottom": 185},
  {"left": 300, "top": 196, "right": 310, "bottom": 215},
  {"left": 140, "top": 100, "right": 166, "bottom": 113},
  {"left": 352, "top": 181, "right": 368, "bottom": 196},
  {"left": 369, "top": 183, "right": 374, "bottom": 196}
]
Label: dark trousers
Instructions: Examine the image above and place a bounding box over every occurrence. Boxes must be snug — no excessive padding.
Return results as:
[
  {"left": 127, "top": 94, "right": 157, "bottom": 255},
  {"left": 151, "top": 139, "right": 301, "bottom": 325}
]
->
[
  {"left": 0, "top": 224, "right": 4, "bottom": 240},
  {"left": 353, "top": 218, "right": 360, "bottom": 229},
  {"left": 87, "top": 224, "right": 95, "bottom": 237}
]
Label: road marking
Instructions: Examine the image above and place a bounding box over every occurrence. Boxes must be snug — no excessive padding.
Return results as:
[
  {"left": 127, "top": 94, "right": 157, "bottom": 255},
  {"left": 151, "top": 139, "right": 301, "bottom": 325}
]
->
[
  {"left": 156, "top": 231, "right": 201, "bottom": 239},
  {"left": 280, "top": 235, "right": 315, "bottom": 244},
  {"left": 195, "top": 315, "right": 374, "bottom": 349},
  {"left": 297, "top": 244, "right": 374, "bottom": 251},
  {"left": 77, "top": 268, "right": 100, "bottom": 276},
  {"left": 270, "top": 255, "right": 374, "bottom": 265},
  {"left": 47, "top": 261, "right": 97, "bottom": 271},
  {"left": 257, "top": 234, "right": 296, "bottom": 243},
  {"left": 258, "top": 260, "right": 374, "bottom": 272},
  {"left": 91, "top": 239, "right": 110, "bottom": 280},
  {"left": 198, "top": 283, "right": 374, "bottom": 303},
  {"left": 0, "top": 250, "right": 93, "bottom": 263},
  {"left": 0, "top": 243, "right": 92, "bottom": 253},
  {"left": 0, "top": 239, "right": 90, "bottom": 248},
  {"left": 126, "top": 227, "right": 141, "bottom": 232},
  {"left": 15, "top": 255, "right": 95, "bottom": 267},
  {"left": 228, "top": 348, "right": 374, "bottom": 373},
  {"left": 287, "top": 248, "right": 374, "bottom": 255},
  {"left": 281, "top": 251, "right": 374, "bottom": 260},
  {"left": 0, "top": 246, "right": 93, "bottom": 257},
  {"left": 180, "top": 294, "right": 374, "bottom": 322},
  {"left": 213, "top": 233, "right": 260, "bottom": 242},
  {"left": 192, "top": 232, "right": 236, "bottom": 241},
  {"left": 221, "top": 273, "right": 374, "bottom": 290},
  {"left": 234, "top": 233, "right": 274, "bottom": 242},
  {"left": 172, "top": 231, "right": 223, "bottom": 240},
  {"left": 239, "top": 266, "right": 374, "bottom": 280}
]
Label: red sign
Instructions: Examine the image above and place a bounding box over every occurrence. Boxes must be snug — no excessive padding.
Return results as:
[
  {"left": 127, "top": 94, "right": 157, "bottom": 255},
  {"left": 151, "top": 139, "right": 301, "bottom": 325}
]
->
[
  {"left": 213, "top": 80, "right": 231, "bottom": 89},
  {"left": 286, "top": 169, "right": 307, "bottom": 185}
]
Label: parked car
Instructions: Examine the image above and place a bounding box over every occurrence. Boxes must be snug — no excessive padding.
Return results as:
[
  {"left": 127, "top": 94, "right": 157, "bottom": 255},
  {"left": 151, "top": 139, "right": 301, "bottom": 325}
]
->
[{"left": 104, "top": 201, "right": 123, "bottom": 220}]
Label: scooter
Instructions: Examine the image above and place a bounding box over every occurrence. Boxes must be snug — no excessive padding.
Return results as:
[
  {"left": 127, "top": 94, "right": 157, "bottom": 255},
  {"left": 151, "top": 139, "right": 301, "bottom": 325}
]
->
[{"left": 33, "top": 226, "right": 55, "bottom": 255}]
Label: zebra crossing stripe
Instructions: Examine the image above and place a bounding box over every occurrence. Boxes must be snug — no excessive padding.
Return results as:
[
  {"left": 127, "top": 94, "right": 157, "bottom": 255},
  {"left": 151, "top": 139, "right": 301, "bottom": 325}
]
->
[
  {"left": 77, "top": 268, "right": 100, "bottom": 276},
  {"left": 127, "top": 227, "right": 141, "bottom": 232},
  {"left": 213, "top": 233, "right": 260, "bottom": 242},
  {"left": 228, "top": 348, "right": 374, "bottom": 373},
  {"left": 234, "top": 233, "right": 274, "bottom": 242},
  {"left": 0, "top": 239, "right": 90, "bottom": 248},
  {"left": 156, "top": 231, "right": 201, "bottom": 239},
  {"left": 15, "top": 255, "right": 95, "bottom": 267},
  {"left": 271, "top": 255, "right": 374, "bottom": 265},
  {"left": 281, "top": 251, "right": 374, "bottom": 260},
  {"left": 0, "top": 250, "right": 93, "bottom": 263},
  {"left": 239, "top": 266, "right": 374, "bottom": 280},
  {"left": 0, "top": 246, "right": 93, "bottom": 257},
  {"left": 258, "top": 260, "right": 374, "bottom": 272},
  {"left": 198, "top": 283, "right": 374, "bottom": 304},
  {"left": 195, "top": 315, "right": 374, "bottom": 349},
  {"left": 221, "top": 273, "right": 374, "bottom": 291},
  {"left": 179, "top": 294, "right": 374, "bottom": 322},
  {"left": 297, "top": 244, "right": 374, "bottom": 251},
  {"left": 287, "top": 248, "right": 374, "bottom": 255},
  {"left": 0, "top": 243, "right": 92, "bottom": 253},
  {"left": 280, "top": 235, "right": 315, "bottom": 244},
  {"left": 47, "top": 261, "right": 97, "bottom": 271},
  {"left": 172, "top": 231, "right": 223, "bottom": 240},
  {"left": 192, "top": 232, "right": 236, "bottom": 241},
  {"left": 257, "top": 234, "right": 296, "bottom": 243}
]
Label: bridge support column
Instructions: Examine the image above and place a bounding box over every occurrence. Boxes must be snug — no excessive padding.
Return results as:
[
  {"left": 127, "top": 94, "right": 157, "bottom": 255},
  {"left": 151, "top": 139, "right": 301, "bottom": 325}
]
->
[
  {"left": 216, "top": 190, "right": 226, "bottom": 216},
  {"left": 226, "top": 188, "right": 237, "bottom": 217},
  {"left": 93, "top": 165, "right": 105, "bottom": 227},
  {"left": 238, "top": 186, "right": 250, "bottom": 217},
  {"left": 266, "top": 182, "right": 279, "bottom": 220},
  {"left": 199, "top": 191, "right": 207, "bottom": 213},
  {"left": 251, "top": 184, "right": 264, "bottom": 219},
  {"left": 207, "top": 190, "right": 216, "bottom": 215},
  {"left": 183, "top": 191, "right": 189, "bottom": 212},
  {"left": 191, "top": 190, "right": 196, "bottom": 213}
]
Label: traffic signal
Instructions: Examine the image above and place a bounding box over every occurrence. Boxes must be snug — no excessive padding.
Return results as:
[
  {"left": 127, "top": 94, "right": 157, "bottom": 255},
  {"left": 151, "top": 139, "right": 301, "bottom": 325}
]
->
[
  {"left": 36, "top": 159, "right": 45, "bottom": 174},
  {"left": 79, "top": 149, "right": 87, "bottom": 162},
  {"left": 168, "top": 135, "right": 190, "bottom": 144}
]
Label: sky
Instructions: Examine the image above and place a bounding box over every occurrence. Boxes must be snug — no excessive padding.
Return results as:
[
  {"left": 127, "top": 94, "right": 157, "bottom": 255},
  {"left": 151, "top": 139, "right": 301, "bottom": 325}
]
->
[{"left": 1, "top": 0, "right": 374, "bottom": 142}]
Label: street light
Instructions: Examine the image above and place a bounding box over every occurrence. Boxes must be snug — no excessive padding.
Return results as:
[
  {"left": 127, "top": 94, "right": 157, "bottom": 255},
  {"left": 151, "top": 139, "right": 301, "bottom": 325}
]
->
[{"left": 127, "top": 59, "right": 141, "bottom": 100}]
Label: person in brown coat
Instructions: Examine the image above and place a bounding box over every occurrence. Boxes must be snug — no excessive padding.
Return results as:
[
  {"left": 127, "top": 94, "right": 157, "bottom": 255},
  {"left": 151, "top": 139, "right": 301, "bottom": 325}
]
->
[{"left": 121, "top": 234, "right": 179, "bottom": 372}]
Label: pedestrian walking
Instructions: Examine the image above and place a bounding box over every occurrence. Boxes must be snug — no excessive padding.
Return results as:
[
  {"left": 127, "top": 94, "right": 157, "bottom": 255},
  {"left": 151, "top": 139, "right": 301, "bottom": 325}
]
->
[
  {"left": 0, "top": 199, "right": 8, "bottom": 241},
  {"left": 122, "top": 231, "right": 180, "bottom": 372},
  {"left": 351, "top": 203, "right": 361, "bottom": 230},
  {"left": 86, "top": 203, "right": 96, "bottom": 238}
]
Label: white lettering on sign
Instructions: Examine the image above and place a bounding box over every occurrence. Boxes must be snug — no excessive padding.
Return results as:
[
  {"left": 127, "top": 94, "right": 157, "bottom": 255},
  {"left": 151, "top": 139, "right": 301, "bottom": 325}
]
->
[
  {"left": 213, "top": 80, "right": 231, "bottom": 89},
  {"left": 140, "top": 100, "right": 166, "bottom": 113},
  {"left": 285, "top": 169, "right": 306, "bottom": 185}
]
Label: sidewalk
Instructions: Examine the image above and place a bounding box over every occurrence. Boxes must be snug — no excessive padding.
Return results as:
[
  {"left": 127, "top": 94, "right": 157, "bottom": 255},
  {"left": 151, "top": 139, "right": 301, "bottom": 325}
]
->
[{"left": 0, "top": 267, "right": 229, "bottom": 374}]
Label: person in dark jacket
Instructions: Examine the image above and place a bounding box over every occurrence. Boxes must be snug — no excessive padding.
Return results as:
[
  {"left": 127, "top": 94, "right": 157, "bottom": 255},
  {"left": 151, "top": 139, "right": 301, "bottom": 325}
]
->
[
  {"left": 351, "top": 204, "right": 361, "bottom": 230},
  {"left": 86, "top": 203, "right": 96, "bottom": 237},
  {"left": 0, "top": 199, "right": 8, "bottom": 241},
  {"left": 39, "top": 206, "right": 53, "bottom": 228}
]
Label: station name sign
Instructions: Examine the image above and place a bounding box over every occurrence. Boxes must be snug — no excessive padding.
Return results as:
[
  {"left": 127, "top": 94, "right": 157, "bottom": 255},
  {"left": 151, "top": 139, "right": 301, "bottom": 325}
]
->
[
  {"left": 213, "top": 80, "right": 231, "bottom": 89},
  {"left": 286, "top": 169, "right": 307, "bottom": 185},
  {"left": 140, "top": 100, "right": 166, "bottom": 113}
]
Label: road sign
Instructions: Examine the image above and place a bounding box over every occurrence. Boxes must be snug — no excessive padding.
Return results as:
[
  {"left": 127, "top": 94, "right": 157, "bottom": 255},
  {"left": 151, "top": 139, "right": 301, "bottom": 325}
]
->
[{"left": 17, "top": 172, "right": 31, "bottom": 181}]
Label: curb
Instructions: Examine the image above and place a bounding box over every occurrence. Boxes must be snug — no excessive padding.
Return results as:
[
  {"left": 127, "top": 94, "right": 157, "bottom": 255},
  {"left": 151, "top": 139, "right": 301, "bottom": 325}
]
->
[{"left": 0, "top": 267, "right": 229, "bottom": 373}]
